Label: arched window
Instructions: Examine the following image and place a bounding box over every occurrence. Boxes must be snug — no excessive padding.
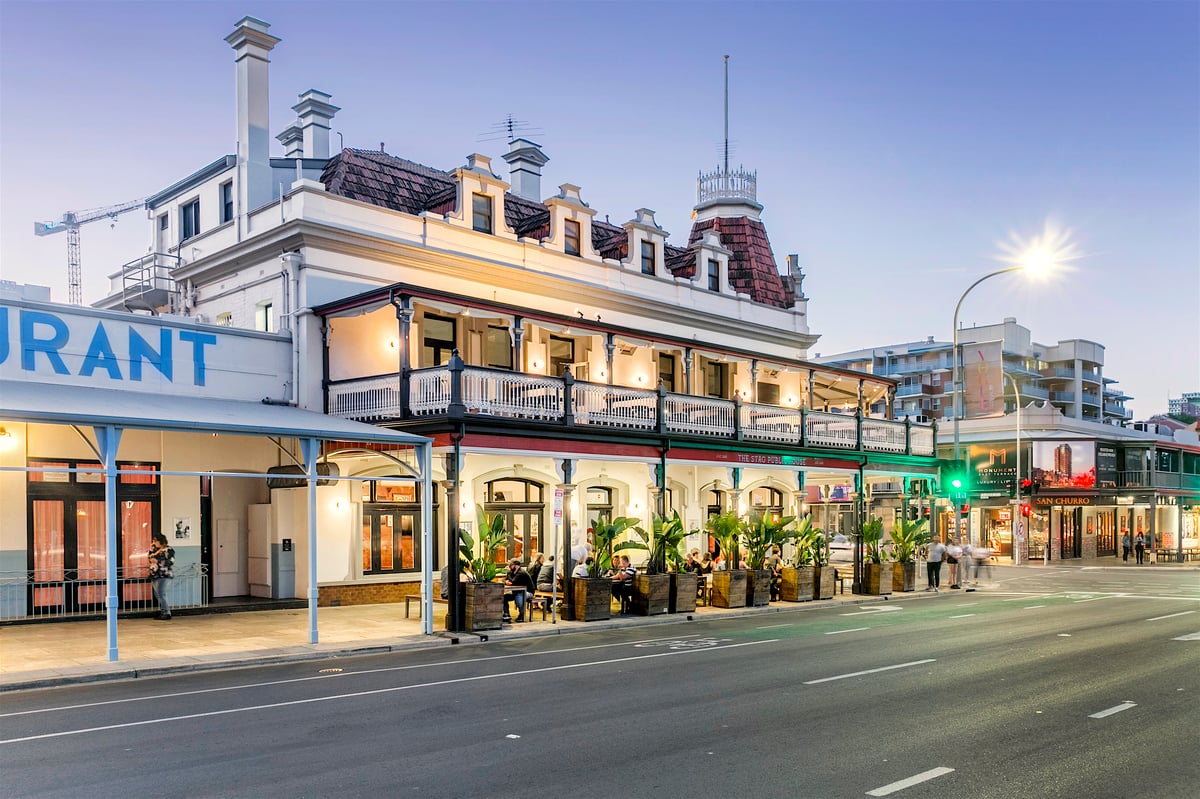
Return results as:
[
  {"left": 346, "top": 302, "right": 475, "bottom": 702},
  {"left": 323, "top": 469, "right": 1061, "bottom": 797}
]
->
[
  {"left": 484, "top": 478, "right": 545, "bottom": 564},
  {"left": 749, "top": 486, "right": 785, "bottom": 522}
]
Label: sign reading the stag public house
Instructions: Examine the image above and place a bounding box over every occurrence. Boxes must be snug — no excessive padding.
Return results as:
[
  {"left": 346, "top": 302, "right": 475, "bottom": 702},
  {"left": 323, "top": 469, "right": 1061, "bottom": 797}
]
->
[{"left": 0, "top": 301, "right": 290, "bottom": 402}]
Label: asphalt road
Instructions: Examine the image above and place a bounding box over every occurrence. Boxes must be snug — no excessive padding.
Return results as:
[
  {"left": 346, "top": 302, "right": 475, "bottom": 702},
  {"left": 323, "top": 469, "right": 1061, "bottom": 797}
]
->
[{"left": 2, "top": 567, "right": 1197, "bottom": 799}]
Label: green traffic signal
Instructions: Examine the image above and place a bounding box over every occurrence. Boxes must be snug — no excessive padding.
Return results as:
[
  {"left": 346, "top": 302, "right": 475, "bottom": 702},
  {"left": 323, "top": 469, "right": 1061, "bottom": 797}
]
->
[{"left": 950, "top": 477, "right": 963, "bottom": 490}]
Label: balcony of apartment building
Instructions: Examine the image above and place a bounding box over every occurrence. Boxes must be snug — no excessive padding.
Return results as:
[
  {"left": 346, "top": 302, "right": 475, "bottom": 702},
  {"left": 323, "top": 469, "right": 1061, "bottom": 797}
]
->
[
  {"left": 890, "top": 356, "right": 953, "bottom": 375},
  {"left": 322, "top": 300, "right": 937, "bottom": 459},
  {"left": 1041, "top": 365, "right": 1101, "bottom": 383},
  {"left": 1117, "top": 467, "right": 1200, "bottom": 492},
  {"left": 1104, "top": 402, "right": 1133, "bottom": 420}
]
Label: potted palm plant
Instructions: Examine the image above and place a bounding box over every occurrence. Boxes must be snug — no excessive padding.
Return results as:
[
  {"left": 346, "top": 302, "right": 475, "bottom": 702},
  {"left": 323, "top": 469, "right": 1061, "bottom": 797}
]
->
[
  {"left": 781, "top": 514, "right": 823, "bottom": 602},
  {"left": 888, "top": 518, "right": 930, "bottom": 592},
  {"left": 860, "top": 516, "right": 892, "bottom": 596},
  {"left": 743, "top": 514, "right": 794, "bottom": 606},
  {"left": 707, "top": 512, "right": 747, "bottom": 608},
  {"left": 573, "top": 515, "right": 638, "bottom": 621},
  {"left": 619, "top": 512, "right": 689, "bottom": 615},
  {"left": 461, "top": 508, "right": 507, "bottom": 630}
]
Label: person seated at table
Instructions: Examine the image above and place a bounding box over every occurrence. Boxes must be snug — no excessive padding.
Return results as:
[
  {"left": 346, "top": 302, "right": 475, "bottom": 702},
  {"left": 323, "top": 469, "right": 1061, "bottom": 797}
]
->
[
  {"left": 611, "top": 555, "right": 636, "bottom": 614},
  {"left": 526, "top": 552, "right": 544, "bottom": 585},
  {"left": 572, "top": 556, "right": 593, "bottom": 578},
  {"left": 536, "top": 556, "right": 556, "bottom": 592},
  {"left": 698, "top": 552, "right": 714, "bottom": 574},
  {"left": 503, "top": 558, "right": 534, "bottom": 622},
  {"left": 684, "top": 550, "right": 704, "bottom": 575}
]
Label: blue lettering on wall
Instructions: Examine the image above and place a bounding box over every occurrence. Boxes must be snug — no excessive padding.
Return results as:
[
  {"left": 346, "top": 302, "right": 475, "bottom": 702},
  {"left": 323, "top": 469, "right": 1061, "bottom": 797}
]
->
[
  {"left": 178, "top": 330, "right": 216, "bottom": 386},
  {"left": 79, "top": 323, "right": 123, "bottom": 379},
  {"left": 0, "top": 307, "right": 8, "bottom": 363},
  {"left": 129, "top": 327, "right": 172, "bottom": 382},
  {"left": 20, "top": 310, "right": 69, "bottom": 374}
]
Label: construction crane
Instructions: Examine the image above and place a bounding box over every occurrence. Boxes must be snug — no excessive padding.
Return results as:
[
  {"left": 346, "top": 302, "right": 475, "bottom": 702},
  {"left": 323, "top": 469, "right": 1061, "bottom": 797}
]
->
[{"left": 34, "top": 198, "right": 145, "bottom": 305}]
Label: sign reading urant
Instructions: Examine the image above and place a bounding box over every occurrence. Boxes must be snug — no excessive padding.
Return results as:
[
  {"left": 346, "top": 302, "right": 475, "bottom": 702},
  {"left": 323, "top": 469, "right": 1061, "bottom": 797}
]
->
[{"left": 0, "top": 302, "right": 291, "bottom": 402}]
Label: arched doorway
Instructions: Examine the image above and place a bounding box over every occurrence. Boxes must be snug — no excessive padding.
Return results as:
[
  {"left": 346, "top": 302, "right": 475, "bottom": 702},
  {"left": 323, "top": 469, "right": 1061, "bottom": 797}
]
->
[{"left": 484, "top": 478, "right": 545, "bottom": 564}]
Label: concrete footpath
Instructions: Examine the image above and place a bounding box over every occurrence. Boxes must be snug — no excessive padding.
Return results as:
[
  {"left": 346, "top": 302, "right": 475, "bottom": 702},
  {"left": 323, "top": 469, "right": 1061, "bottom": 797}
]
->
[{"left": 2, "top": 557, "right": 1193, "bottom": 692}]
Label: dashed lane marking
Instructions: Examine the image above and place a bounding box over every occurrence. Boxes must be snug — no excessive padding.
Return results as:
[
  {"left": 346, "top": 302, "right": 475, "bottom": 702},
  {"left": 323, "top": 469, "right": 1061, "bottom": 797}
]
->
[
  {"left": 1089, "top": 702, "right": 1137, "bottom": 719},
  {"left": 824, "top": 627, "right": 870, "bottom": 635},
  {"left": 803, "top": 659, "right": 935, "bottom": 685},
  {"left": 1147, "top": 610, "right": 1196, "bottom": 622},
  {"left": 866, "top": 767, "right": 955, "bottom": 796}
]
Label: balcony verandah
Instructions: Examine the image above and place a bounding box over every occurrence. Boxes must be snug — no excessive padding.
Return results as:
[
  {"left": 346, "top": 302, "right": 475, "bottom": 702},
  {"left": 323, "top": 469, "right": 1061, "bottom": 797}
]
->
[{"left": 328, "top": 359, "right": 937, "bottom": 458}]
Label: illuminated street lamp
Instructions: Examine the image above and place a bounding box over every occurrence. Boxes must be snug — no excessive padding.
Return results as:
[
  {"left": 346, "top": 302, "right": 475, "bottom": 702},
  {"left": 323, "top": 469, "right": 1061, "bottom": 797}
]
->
[{"left": 951, "top": 225, "right": 1075, "bottom": 547}]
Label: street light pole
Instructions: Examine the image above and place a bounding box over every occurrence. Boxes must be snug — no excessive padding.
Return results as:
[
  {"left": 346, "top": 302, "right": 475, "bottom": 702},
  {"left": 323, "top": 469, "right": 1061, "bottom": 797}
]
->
[
  {"left": 1005, "top": 372, "right": 1022, "bottom": 566},
  {"left": 952, "top": 266, "right": 1024, "bottom": 546}
]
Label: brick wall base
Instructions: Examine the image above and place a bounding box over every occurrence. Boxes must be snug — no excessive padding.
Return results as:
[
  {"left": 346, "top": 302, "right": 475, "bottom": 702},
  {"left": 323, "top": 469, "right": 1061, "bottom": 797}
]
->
[{"left": 319, "top": 581, "right": 442, "bottom": 607}]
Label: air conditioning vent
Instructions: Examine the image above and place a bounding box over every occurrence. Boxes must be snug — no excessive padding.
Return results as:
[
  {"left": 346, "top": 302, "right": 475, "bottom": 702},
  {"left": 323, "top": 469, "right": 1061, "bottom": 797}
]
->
[{"left": 266, "top": 463, "right": 340, "bottom": 489}]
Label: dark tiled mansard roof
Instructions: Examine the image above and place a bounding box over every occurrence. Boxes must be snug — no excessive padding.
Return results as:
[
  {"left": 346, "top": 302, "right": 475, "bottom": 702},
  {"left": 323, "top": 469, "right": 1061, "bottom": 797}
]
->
[{"left": 321, "top": 148, "right": 793, "bottom": 309}]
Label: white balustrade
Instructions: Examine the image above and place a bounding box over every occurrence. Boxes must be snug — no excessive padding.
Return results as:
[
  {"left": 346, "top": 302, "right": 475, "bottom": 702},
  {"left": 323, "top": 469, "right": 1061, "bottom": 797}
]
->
[
  {"left": 410, "top": 369, "right": 451, "bottom": 416},
  {"left": 573, "top": 383, "right": 658, "bottom": 429},
  {"left": 909, "top": 424, "right": 935, "bottom": 456},
  {"left": 462, "top": 368, "right": 563, "bottom": 420},
  {"left": 664, "top": 395, "right": 735, "bottom": 436},
  {"left": 741, "top": 402, "right": 802, "bottom": 442},
  {"left": 804, "top": 410, "right": 857, "bottom": 449},
  {"left": 329, "top": 373, "right": 403, "bottom": 420},
  {"left": 861, "top": 418, "right": 908, "bottom": 453}
]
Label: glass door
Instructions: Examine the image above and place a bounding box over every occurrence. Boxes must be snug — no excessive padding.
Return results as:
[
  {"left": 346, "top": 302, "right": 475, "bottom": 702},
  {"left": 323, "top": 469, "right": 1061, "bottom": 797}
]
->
[
  {"left": 30, "top": 498, "right": 106, "bottom": 613},
  {"left": 362, "top": 509, "right": 418, "bottom": 575}
]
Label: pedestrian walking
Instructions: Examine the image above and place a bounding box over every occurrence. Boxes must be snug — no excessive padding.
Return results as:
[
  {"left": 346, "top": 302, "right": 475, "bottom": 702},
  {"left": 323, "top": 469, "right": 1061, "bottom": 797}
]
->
[
  {"left": 926, "top": 537, "right": 947, "bottom": 592},
  {"left": 148, "top": 532, "right": 175, "bottom": 620},
  {"left": 960, "top": 540, "right": 975, "bottom": 587},
  {"left": 947, "top": 541, "right": 962, "bottom": 589},
  {"left": 1121, "top": 529, "right": 1131, "bottom": 563}
]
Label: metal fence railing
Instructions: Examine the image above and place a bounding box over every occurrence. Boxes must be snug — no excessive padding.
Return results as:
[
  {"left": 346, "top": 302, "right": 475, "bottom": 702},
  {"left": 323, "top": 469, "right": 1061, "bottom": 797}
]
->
[{"left": 0, "top": 564, "right": 208, "bottom": 622}]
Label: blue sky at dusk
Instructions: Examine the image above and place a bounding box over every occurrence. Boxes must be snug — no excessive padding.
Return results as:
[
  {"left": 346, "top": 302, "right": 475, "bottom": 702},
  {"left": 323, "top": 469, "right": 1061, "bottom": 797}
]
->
[{"left": 1, "top": 0, "right": 1196, "bottom": 417}]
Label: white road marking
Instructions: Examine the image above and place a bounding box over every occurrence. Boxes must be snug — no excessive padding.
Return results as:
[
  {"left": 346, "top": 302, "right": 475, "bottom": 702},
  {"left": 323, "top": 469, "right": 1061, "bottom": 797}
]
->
[
  {"left": 0, "top": 639, "right": 778, "bottom": 744},
  {"left": 953, "top": 603, "right": 979, "bottom": 608},
  {"left": 866, "top": 766, "right": 955, "bottom": 796},
  {"left": 841, "top": 606, "right": 903, "bottom": 616},
  {"left": 1173, "top": 632, "right": 1200, "bottom": 641},
  {"left": 1089, "top": 702, "right": 1137, "bottom": 719},
  {"left": 948, "top": 614, "right": 976, "bottom": 619},
  {"left": 0, "top": 632, "right": 709, "bottom": 719},
  {"left": 803, "top": 659, "right": 935, "bottom": 685},
  {"left": 756, "top": 623, "right": 792, "bottom": 629},
  {"left": 1147, "top": 610, "right": 1196, "bottom": 622},
  {"left": 1023, "top": 605, "right": 1046, "bottom": 610},
  {"left": 505, "top": 734, "right": 520, "bottom": 739},
  {"left": 1074, "top": 596, "right": 1118, "bottom": 603},
  {"left": 825, "top": 627, "right": 870, "bottom": 635}
]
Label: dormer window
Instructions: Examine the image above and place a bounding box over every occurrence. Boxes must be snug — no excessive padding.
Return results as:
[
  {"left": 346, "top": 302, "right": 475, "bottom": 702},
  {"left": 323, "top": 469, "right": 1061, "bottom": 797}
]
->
[
  {"left": 472, "top": 193, "right": 493, "bottom": 234},
  {"left": 707, "top": 259, "right": 720, "bottom": 291},
  {"left": 565, "top": 219, "right": 581, "bottom": 256},
  {"left": 641, "top": 240, "right": 656, "bottom": 275}
]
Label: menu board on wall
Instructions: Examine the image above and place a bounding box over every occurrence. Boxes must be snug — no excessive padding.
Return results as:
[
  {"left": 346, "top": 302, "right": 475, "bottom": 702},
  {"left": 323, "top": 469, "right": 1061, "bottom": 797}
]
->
[
  {"left": 1032, "top": 441, "right": 1097, "bottom": 489},
  {"left": 1096, "top": 445, "right": 1118, "bottom": 489}
]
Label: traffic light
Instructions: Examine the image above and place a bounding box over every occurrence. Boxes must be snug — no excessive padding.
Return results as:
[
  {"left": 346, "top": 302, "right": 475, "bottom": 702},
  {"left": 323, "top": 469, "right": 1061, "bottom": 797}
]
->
[
  {"left": 960, "top": 503, "right": 970, "bottom": 515},
  {"left": 1020, "top": 503, "right": 1032, "bottom": 517},
  {"left": 1020, "top": 478, "right": 1032, "bottom": 496}
]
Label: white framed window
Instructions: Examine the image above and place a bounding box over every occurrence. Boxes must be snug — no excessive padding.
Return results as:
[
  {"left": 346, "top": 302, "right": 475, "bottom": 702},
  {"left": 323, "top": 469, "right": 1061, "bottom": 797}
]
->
[
  {"left": 472, "top": 193, "right": 493, "bottom": 234},
  {"left": 564, "top": 218, "right": 581, "bottom": 256},
  {"left": 220, "top": 181, "right": 234, "bottom": 223},
  {"left": 255, "top": 301, "right": 274, "bottom": 333},
  {"left": 180, "top": 199, "right": 200, "bottom": 242}
]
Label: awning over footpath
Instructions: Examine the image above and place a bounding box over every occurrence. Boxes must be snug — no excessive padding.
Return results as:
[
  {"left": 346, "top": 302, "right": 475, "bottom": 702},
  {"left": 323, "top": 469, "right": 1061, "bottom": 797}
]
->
[
  {"left": 1, "top": 379, "right": 435, "bottom": 656},
  {"left": 0, "top": 380, "right": 426, "bottom": 445}
]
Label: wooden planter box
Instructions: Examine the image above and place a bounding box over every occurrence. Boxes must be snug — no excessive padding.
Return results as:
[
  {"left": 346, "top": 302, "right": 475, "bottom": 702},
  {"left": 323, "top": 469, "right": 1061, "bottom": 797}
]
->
[
  {"left": 464, "top": 581, "right": 505, "bottom": 631},
  {"left": 892, "top": 561, "right": 917, "bottom": 592},
  {"left": 865, "top": 562, "right": 893, "bottom": 595},
  {"left": 631, "top": 573, "right": 670, "bottom": 616},
  {"left": 712, "top": 570, "right": 747, "bottom": 608},
  {"left": 572, "top": 577, "right": 612, "bottom": 621},
  {"left": 812, "top": 566, "right": 836, "bottom": 599},
  {"left": 745, "top": 569, "right": 772, "bottom": 606},
  {"left": 668, "top": 572, "right": 698, "bottom": 613},
  {"left": 780, "top": 566, "right": 815, "bottom": 602}
]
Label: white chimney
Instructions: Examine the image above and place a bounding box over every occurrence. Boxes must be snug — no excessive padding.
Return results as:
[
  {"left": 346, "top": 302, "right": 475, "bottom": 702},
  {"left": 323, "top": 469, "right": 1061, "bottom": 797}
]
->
[
  {"left": 502, "top": 138, "right": 549, "bottom": 201},
  {"left": 226, "top": 17, "right": 280, "bottom": 214},
  {"left": 293, "top": 89, "right": 340, "bottom": 159},
  {"left": 276, "top": 123, "right": 303, "bottom": 158}
]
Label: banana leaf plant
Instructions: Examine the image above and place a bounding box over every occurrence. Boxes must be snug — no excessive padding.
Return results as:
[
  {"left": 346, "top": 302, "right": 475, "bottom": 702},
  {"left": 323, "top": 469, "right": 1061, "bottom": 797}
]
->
[
  {"left": 460, "top": 507, "right": 506, "bottom": 582},
  {"left": 888, "top": 519, "right": 930, "bottom": 564},
  {"left": 588, "top": 515, "right": 640, "bottom": 577},
  {"left": 705, "top": 511, "right": 745, "bottom": 570},
  {"left": 644, "top": 512, "right": 689, "bottom": 574},
  {"left": 742, "top": 514, "right": 796, "bottom": 569},
  {"left": 859, "top": 516, "right": 886, "bottom": 564},
  {"left": 789, "top": 513, "right": 825, "bottom": 567}
]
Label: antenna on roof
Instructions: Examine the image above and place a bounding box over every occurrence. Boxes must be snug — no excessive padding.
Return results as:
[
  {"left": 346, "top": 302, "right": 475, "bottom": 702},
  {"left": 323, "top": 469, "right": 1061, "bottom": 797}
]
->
[
  {"left": 478, "top": 114, "right": 544, "bottom": 143},
  {"left": 723, "top": 55, "right": 730, "bottom": 175}
]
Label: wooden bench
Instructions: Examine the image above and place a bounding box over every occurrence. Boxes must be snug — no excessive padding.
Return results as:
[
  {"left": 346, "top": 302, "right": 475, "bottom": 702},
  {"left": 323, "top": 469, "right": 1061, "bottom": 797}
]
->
[
  {"left": 404, "top": 594, "right": 448, "bottom": 619},
  {"left": 527, "top": 591, "right": 563, "bottom": 621},
  {"left": 832, "top": 568, "right": 850, "bottom": 595}
]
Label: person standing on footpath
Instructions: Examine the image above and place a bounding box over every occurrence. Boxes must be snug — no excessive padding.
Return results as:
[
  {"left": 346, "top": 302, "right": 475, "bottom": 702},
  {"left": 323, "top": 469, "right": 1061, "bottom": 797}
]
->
[
  {"left": 926, "top": 536, "right": 947, "bottom": 592},
  {"left": 148, "top": 532, "right": 175, "bottom": 620},
  {"left": 946, "top": 540, "right": 962, "bottom": 589},
  {"left": 1121, "top": 528, "right": 1131, "bottom": 563},
  {"left": 1134, "top": 529, "right": 1146, "bottom": 565}
]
